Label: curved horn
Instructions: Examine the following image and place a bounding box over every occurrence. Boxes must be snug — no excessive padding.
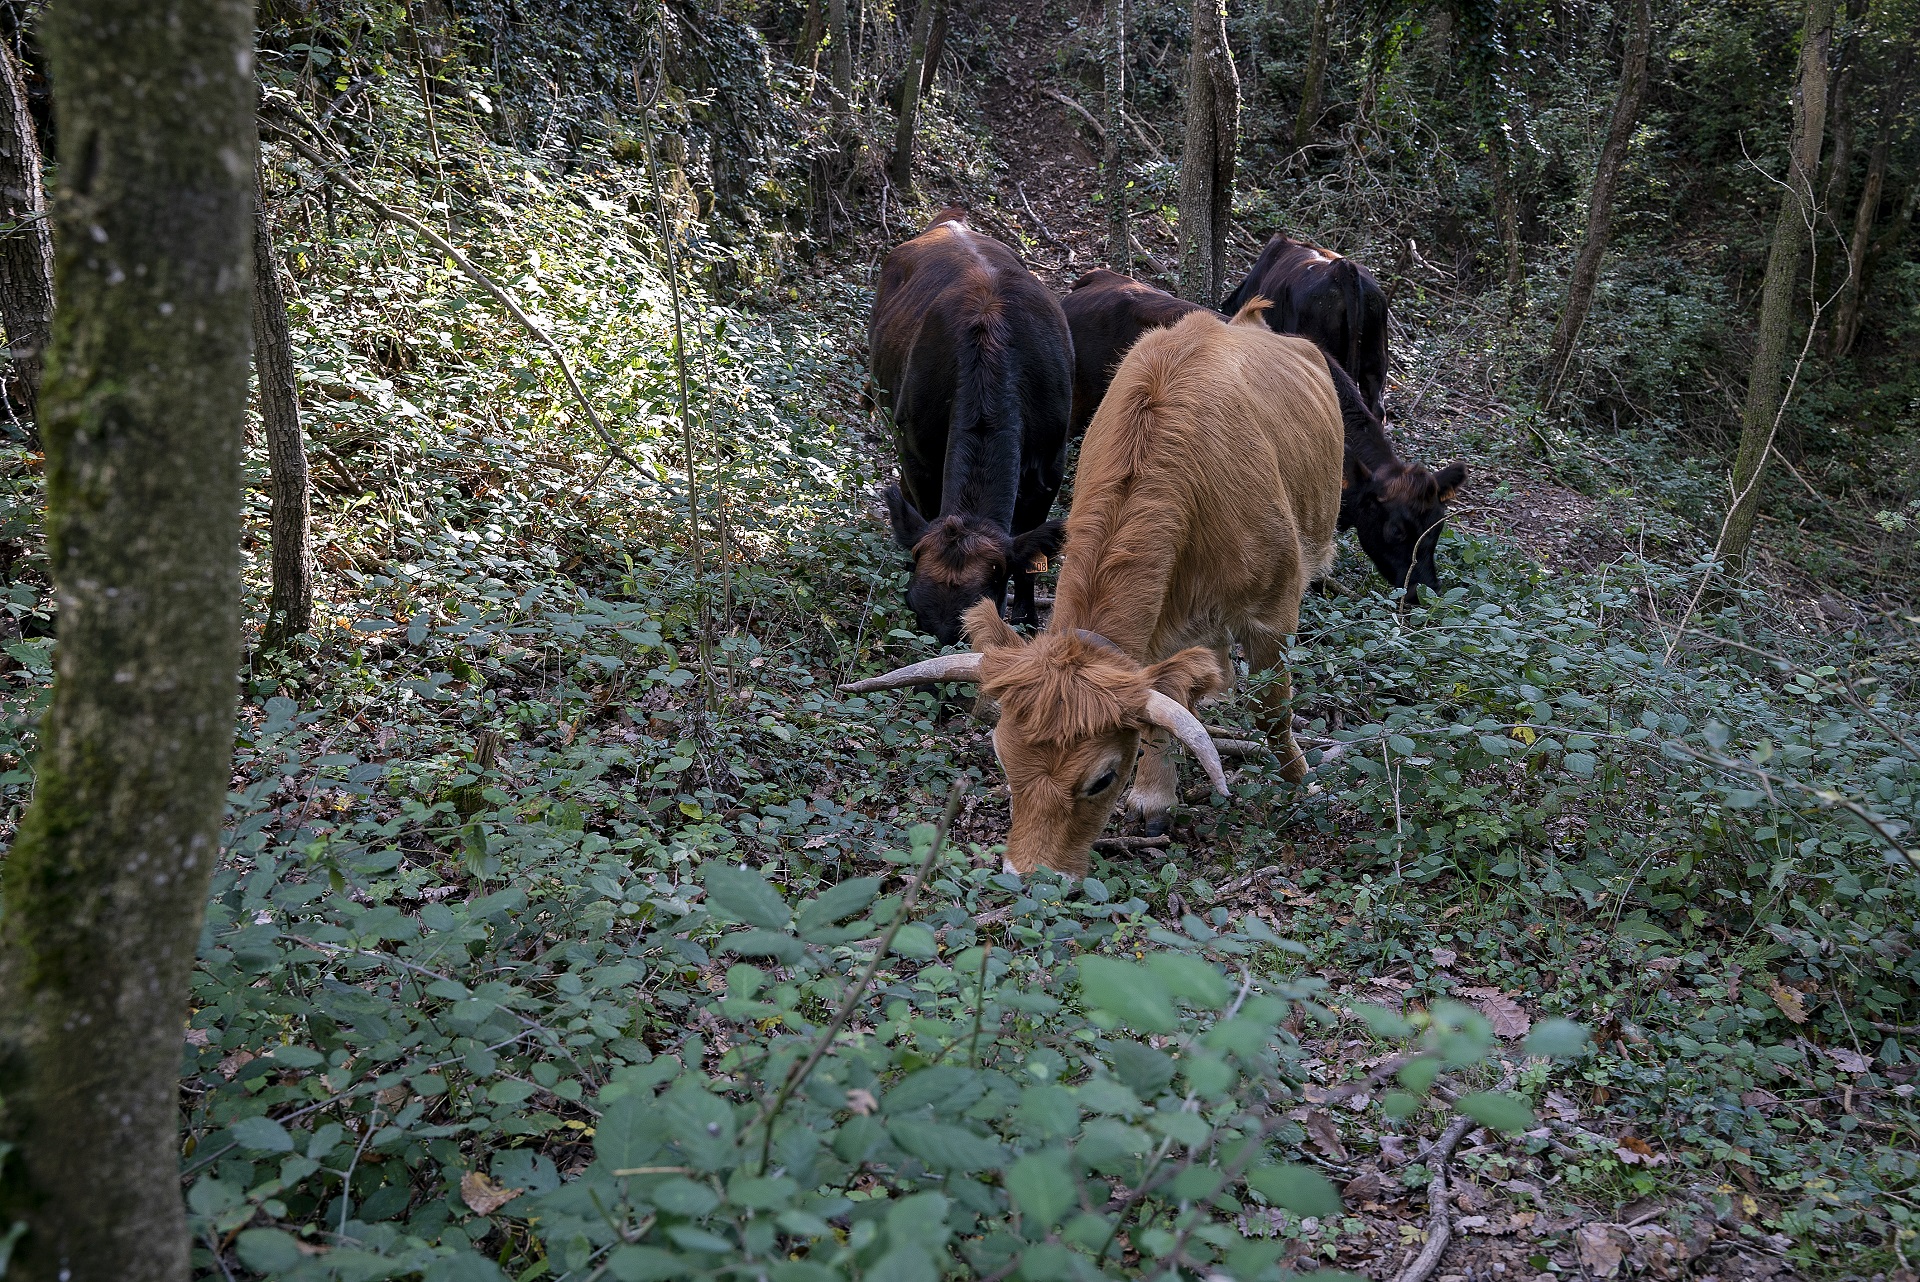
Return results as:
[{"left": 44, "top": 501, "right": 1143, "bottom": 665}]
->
[
  {"left": 839, "top": 651, "right": 984, "bottom": 693},
  {"left": 1143, "top": 690, "right": 1229, "bottom": 796}
]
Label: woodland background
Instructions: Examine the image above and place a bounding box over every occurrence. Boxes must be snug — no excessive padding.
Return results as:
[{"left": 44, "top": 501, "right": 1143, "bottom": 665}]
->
[{"left": 0, "top": 0, "right": 1916, "bottom": 1279}]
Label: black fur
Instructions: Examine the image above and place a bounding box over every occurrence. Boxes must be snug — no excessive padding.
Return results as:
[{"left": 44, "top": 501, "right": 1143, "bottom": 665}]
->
[{"left": 1221, "top": 233, "right": 1391, "bottom": 420}]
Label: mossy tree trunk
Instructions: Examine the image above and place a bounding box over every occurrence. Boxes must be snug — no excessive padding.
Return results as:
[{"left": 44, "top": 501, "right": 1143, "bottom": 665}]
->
[
  {"left": 828, "top": 0, "right": 853, "bottom": 118},
  {"left": 0, "top": 2, "right": 256, "bottom": 1280},
  {"left": 888, "top": 0, "right": 945, "bottom": 190},
  {"left": 1830, "top": 44, "right": 1912, "bottom": 358},
  {"left": 1177, "top": 0, "right": 1239, "bottom": 304},
  {"left": 0, "top": 38, "right": 52, "bottom": 429},
  {"left": 1721, "top": 0, "right": 1834, "bottom": 568},
  {"left": 1546, "top": 0, "right": 1653, "bottom": 395},
  {"left": 1104, "top": 0, "right": 1128, "bottom": 268},
  {"left": 254, "top": 175, "right": 314, "bottom": 647},
  {"left": 1293, "top": 0, "right": 1332, "bottom": 153}
]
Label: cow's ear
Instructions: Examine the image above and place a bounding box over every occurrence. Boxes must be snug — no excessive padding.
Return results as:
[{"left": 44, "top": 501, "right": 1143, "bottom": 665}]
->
[
  {"left": 1010, "top": 519, "right": 1067, "bottom": 573},
  {"left": 1344, "top": 456, "right": 1374, "bottom": 493},
  {"left": 1434, "top": 462, "right": 1467, "bottom": 502},
  {"left": 884, "top": 483, "right": 928, "bottom": 551},
  {"left": 1143, "top": 646, "right": 1225, "bottom": 710},
  {"left": 963, "top": 599, "right": 1021, "bottom": 653}
]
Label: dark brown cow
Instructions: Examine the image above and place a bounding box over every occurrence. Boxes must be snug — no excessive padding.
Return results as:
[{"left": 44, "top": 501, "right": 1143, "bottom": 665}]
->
[
  {"left": 868, "top": 209, "right": 1071, "bottom": 645},
  {"left": 1328, "top": 358, "right": 1467, "bottom": 597},
  {"left": 1221, "top": 233, "right": 1390, "bottom": 420},
  {"left": 844, "top": 300, "right": 1344, "bottom": 876},
  {"left": 1060, "top": 268, "right": 1206, "bottom": 436}
]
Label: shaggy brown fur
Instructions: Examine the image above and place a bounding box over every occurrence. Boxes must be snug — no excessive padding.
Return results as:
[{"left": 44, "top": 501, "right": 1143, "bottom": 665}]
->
[{"left": 966, "top": 300, "right": 1345, "bottom": 875}]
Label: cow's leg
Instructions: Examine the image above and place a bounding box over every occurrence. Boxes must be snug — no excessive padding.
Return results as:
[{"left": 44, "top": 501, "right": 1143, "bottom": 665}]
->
[
  {"left": 1244, "top": 627, "right": 1306, "bottom": 784},
  {"left": 1008, "top": 566, "right": 1039, "bottom": 628},
  {"left": 1124, "top": 728, "right": 1179, "bottom": 837}
]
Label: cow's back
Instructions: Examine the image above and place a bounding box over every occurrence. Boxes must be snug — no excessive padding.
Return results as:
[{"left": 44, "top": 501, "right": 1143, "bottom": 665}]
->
[{"left": 1057, "top": 309, "right": 1341, "bottom": 657}]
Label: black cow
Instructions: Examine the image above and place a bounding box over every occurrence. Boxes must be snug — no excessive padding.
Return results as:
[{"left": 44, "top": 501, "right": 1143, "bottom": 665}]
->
[
  {"left": 1060, "top": 268, "right": 1207, "bottom": 437},
  {"left": 1221, "top": 233, "right": 1390, "bottom": 420},
  {"left": 1328, "top": 358, "right": 1466, "bottom": 597},
  {"left": 869, "top": 208, "right": 1072, "bottom": 645}
]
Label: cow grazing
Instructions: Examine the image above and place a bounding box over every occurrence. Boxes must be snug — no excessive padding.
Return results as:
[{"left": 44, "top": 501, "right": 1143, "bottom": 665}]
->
[
  {"left": 1060, "top": 268, "right": 1207, "bottom": 437},
  {"left": 869, "top": 209, "right": 1072, "bottom": 645},
  {"left": 843, "top": 300, "right": 1344, "bottom": 877},
  {"left": 1221, "top": 233, "right": 1390, "bottom": 420},
  {"left": 1328, "top": 358, "right": 1468, "bottom": 597}
]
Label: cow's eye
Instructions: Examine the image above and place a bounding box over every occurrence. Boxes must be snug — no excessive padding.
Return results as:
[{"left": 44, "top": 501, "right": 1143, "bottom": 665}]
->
[{"left": 1084, "top": 769, "right": 1119, "bottom": 797}]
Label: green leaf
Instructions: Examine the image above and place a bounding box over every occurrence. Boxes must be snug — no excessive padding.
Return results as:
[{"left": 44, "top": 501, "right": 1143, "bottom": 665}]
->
[
  {"left": 1004, "top": 1152, "right": 1075, "bottom": 1227},
  {"left": 1456, "top": 1091, "right": 1537, "bottom": 1133},
  {"left": 1352, "top": 1002, "right": 1413, "bottom": 1038},
  {"left": 1397, "top": 1056, "right": 1440, "bottom": 1095},
  {"left": 1523, "top": 1018, "right": 1592, "bottom": 1060},
  {"left": 264, "top": 1044, "right": 324, "bottom": 1069},
  {"left": 724, "top": 928, "right": 804, "bottom": 963},
  {"left": 866, "top": 1244, "right": 935, "bottom": 1282},
  {"left": 1564, "top": 752, "right": 1597, "bottom": 778},
  {"left": 1109, "top": 1040, "right": 1175, "bottom": 1097},
  {"left": 1144, "top": 952, "right": 1230, "bottom": 1008},
  {"left": 597, "top": 1095, "right": 666, "bottom": 1170},
  {"left": 652, "top": 1177, "right": 721, "bottom": 1216},
  {"left": 1077, "top": 956, "right": 1177, "bottom": 1033},
  {"left": 235, "top": 1228, "right": 304, "bottom": 1272},
  {"left": 728, "top": 1173, "right": 797, "bottom": 1210},
  {"left": 796, "top": 876, "right": 881, "bottom": 934},
  {"left": 888, "top": 1119, "right": 1004, "bottom": 1171},
  {"left": 889, "top": 922, "right": 939, "bottom": 959},
  {"left": 229, "top": 1115, "right": 294, "bottom": 1153},
  {"left": 1246, "top": 1164, "right": 1341, "bottom": 1218},
  {"left": 701, "top": 862, "right": 791, "bottom": 930},
  {"left": 1014, "top": 1085, "right": 1080, "bottom": 1139},
  {"left": 1182, "top": 1052, "right": 1236, "bottom": 1098},
  {"left": 607, "top": 1246, "right": 692, "bottom": 1281}
]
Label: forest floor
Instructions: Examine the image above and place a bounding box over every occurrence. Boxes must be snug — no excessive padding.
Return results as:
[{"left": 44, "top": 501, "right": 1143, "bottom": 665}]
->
[{"left": 0, "top": 5, "right": 1914, "bottom": 1280}]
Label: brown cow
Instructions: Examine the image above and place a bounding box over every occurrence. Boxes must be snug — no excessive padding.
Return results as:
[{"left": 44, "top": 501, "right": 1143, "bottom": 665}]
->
[
  {"left": 1060, "top": 268, "right": 1207, "bottom": 437},
  {"left": 1221, "top": 232, "right": 1390, "bottom": 420},
  {"left": 842, "top": 300, "right": 1343, "bottom": 876}
]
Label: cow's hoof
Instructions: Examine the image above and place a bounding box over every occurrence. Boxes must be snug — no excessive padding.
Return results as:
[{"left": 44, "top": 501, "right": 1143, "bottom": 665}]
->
[
  {"left": 1141, "top": 813, "right": 1169, "bottom": 838},
  {"left": 1279, "top": 754, "right": 1308, "bottom": 784}
]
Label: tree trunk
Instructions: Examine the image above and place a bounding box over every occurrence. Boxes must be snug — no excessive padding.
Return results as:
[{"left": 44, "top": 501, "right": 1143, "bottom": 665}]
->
[
  {"left": 1105, "top": 0, "right": 1129, "bottom": 268},
  {"left": 828, "top": 0, "right": 853, "bottom": 118},
  {"left": 0, "top": 38, "right": 52, "bottom": 429},
  {"left": 0, "top": 1, "right": 255, "bottom": 1279},
  {"left": 889, "top": 0, "right": 944, "bottom": 189},
  {"left": 1821, "top": 0, "right": 1865, "bottom": 222},
  {"left": 1721, "top": 0, "right": 1835, "bottom": 568},
  {"left": 1829, "top": 46, "right": 1911, "bottom": 357},
  {"left": 1546, "top": 0, "right": 1653, "bottom": 394},
  {"left": 253, "top": 178, "right": 314, "bottom": 647},
  {"left": 1177, "top": 0, "right": 1240, "bottom": 304},
  {"left": 1293, "top": 0, "right": 1333, "bottom": 153},
  {"left": 799, "top": 0, "right": 823, "bottom": 57},
  {"left": 920, "top": 0, "right": 947, "bottom": 95}
]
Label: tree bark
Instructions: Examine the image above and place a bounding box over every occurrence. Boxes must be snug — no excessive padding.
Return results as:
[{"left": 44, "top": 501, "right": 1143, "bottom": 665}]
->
[
  {"left": 920, "top": 0, "right": 947, "bottom": 95},
  {"left": 889, "top": 0, "right": 945, "bottom": 189},
  {"left": 253, "top": 177, "right": 314, "bottom": 646},
  {"left": 0, "top": 37, "right": 52, "bottom": 429},
  {"left": 1821, "top": 0, "right": 1866, "bottom": 223},
  {"left": 1105, "top": 0, "right": 1129, "bottom": 268},
  {"left": 1177, "top": 0, "right": 1239, "bottom": 304},
  {"left": 1293, "top": 0, "right": 1333, "bottom": 153},
  {"left": 1546, "top": 0, "right": 1653, "bottom": 394},
  {"left": 828, "top": 0, "right": 853, "bottom": 118},
  {"left": 0, "top": 1, "right": 255, "bottom": 1279},
  {"left": 1829, "top": 46, "right": 1912, "bottom": 357},
  {"left": 1721, "top": 0, "right": 1834, "bottom": 568}
]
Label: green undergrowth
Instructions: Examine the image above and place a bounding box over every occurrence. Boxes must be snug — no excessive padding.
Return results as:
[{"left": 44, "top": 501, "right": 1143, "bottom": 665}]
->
[{"left": 0, "top": 22, "right": 1913, "bottom": 1282}]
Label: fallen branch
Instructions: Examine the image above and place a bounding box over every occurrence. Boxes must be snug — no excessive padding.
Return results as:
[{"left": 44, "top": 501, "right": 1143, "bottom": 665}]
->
[
  {"left": 1040, "top": 87, "right": 1103, "bottom": 143},
  {"left": 1015, "top": 183, "right": 1075, "bottom": 269},
  {"left": 1391, "top": 1069, "right": 1518, "bottom": 1282},
  {"left": 1094, "top": 834, "right": 1170, "bottom": 852},
  {"left": 263, "top": 99, "right": 645, "bottom": 475}
]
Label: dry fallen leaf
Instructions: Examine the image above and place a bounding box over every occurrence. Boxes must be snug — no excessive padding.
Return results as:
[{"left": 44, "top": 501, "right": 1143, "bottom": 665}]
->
[
  {"left": 184, "top": 1028, "right": 212, "bottom": 1048},
  {"left": 1577, "top": 1223, "right": 1632, "bottom": 1279},
  {"left": 1461, "top": 986, "right": 1531, "bottom": 1039},
  {"left": 1766, "top": 977, "right": 1808, "bottom": 1024},
  {"left": 1827, "top": 1046, "right": 1871, "bottom": 1074},
  {"left": 846, "top": 1088, "right": 878, "bottom": 1115},
  {"left": 460, "top": 1170, "right": 523, "bottom": 1216},
  {"left": 1614, "top": 1135, "right": 1668, "bottom": 1167},
  {"left": 217, "top": 1050, "right": 256, "bottom": 1080},
  {"left": 1303, "top": 1109, "right": 1349, "bottom": 1162}
]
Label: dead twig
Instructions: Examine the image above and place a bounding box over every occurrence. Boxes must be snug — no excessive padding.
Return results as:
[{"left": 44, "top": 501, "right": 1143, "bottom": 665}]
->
[
  {"left": 1093, "top": 834, "right": 1170, "bottom": 852},
  {"left": 1391, "top": 1068, "right": 1518, "bottom": 1282}
]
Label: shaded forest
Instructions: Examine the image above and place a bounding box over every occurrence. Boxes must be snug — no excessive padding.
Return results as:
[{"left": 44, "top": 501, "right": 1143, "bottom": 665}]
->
[{"left": 0, "top": 0, "right": 1915, "bottom": 1279}]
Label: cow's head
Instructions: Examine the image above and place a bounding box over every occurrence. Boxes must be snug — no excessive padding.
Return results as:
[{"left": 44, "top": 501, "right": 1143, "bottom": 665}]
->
[
  {"left": 840, "top": 602, "right": 1226, "bottom": 877},
  {"left": 1343, "top": 459, "right": 1467, "bottom": 598},
  {"left": 884, "top": 484, "right": 1065, "bottom": 645}
]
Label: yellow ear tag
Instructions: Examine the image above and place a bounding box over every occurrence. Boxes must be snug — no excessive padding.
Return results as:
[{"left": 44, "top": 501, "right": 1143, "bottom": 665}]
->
[{"left": 1028, "top": 555, "right": 1049, "bottom": 574}]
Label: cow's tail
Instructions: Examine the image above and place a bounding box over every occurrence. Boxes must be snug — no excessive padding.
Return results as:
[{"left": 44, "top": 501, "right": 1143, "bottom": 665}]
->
[
  {"left": 1332, "top": 257, "right": 1363, "bottom": 381},
  {"left": 1229, "top": 296, "right": 1273, "bottom": 327}
]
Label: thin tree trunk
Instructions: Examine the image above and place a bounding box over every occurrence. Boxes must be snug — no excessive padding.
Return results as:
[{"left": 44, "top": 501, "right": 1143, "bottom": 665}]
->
[
  {"left": 828, "top": 0, "right": 853, "bottom": 118},
  {"left": 253, "top": 177, "right": 314, "bottom": 646},
  {"left": 0, "top": 2, "right": 255, "bottom": 1280},
  {"left": 920, "top": 0, "right": 947, "bottom": 95},
  {"left": 1821, "top": 0, "right": 1866, "bottom": 222},
  {"left": 1293, "top": 0, "right": 1333, "bottom": 153},
  {"left": 1546, "top": 0, "right": 1653, "bottom": 395},
  {"left": 889, "top": 0, "right": 944, "bottom": 189},
  {"left": 799, "top": 0, "right": 823, "bottom": 57},
  {"left": 1722, "top": 0, "right": 1835, "bottom": 568},
  {"left": 1105, "top": 0, "right": 1129, "bottom": 268},
  {"left": 1830, "top": 47, "right": 1911, "bottom": 357},
  {"left": 0, "top": 38, "right": 52, "bottom": 428},
  {"left": 1177, "top": 0, "right": 1239, "bottom": 304}
]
